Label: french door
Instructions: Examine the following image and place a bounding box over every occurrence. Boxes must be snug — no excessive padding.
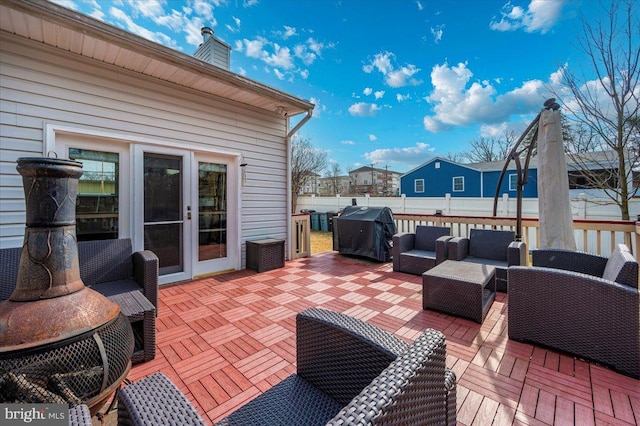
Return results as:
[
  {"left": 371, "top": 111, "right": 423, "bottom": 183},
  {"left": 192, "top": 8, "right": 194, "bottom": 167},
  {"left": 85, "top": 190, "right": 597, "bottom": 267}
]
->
[
  {"left": 193, "top": 153, "right": 236, "bottom": 276},
  {"left": 134, "top": 146, "right": 236, "bottom": 283}
]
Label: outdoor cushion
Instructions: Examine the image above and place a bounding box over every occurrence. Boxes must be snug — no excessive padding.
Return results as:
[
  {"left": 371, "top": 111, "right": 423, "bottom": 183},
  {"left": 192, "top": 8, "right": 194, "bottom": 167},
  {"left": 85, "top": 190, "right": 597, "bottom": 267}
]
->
[
  {"left": 414, "top": 225, "right": 450, "bottom": 252},
  {"left": 468, "top": 229, "right": 514, "bottom": 261},
  {"left": 602, "top": 244, "right": 638, "bottom": 288}
]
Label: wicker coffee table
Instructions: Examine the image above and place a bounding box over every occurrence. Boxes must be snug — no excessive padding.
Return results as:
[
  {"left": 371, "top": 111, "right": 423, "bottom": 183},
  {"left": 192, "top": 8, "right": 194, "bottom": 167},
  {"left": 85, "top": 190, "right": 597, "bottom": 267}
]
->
[{"left": 422, "top": 260, "right": 496, "bottom": 323}]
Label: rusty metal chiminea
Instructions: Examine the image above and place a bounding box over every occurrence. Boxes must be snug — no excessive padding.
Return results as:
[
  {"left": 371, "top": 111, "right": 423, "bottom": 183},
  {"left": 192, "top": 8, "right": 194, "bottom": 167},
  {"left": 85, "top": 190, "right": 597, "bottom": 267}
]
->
[{"left": 0, "top": 157, "right": 134, "bottom": 414}]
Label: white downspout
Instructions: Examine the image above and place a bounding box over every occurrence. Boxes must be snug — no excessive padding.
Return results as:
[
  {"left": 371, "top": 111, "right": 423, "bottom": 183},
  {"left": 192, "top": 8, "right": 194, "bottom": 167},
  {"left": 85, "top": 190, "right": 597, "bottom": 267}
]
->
[{"left": 286, "top": 109, "right": 313, "bottom": 260}]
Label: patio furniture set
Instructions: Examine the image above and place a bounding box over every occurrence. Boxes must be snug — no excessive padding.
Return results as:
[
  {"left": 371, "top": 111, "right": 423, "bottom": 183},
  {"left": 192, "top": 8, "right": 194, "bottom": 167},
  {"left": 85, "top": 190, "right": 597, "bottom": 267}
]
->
[
  {"left": 393, "top": 224, "right": 639, "bottom": 379},
  {"left": 2, "top": 228, "right": 638, "bottom": 424},
  {"left": 394, "top": 226, "right": 527, "bottom": 323}
]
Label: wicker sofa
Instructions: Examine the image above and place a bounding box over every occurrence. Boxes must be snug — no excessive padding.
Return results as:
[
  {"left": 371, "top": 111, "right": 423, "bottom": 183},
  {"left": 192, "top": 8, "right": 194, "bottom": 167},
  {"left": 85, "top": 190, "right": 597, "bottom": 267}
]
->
[
  {"left": 508, "top": 244, "right": 639, "bottom": 378},
  {"left": 392, "top": 225, "right": 452, "bottom": 275},
  {"left": 0, "top": 238, "right": 158, "bottom": 363},
  {"left": 118, "top": 308, "right": 457, "bottom": 425},
  {"left": 447, "top": 228, "right": 526, "bottom": 292}
]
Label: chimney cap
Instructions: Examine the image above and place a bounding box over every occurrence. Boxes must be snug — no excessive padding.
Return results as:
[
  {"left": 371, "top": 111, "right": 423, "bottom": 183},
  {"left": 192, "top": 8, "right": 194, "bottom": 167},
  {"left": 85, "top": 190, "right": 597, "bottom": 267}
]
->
[{"left": 201, "top": 26, "right": 213, "bottom": 36}]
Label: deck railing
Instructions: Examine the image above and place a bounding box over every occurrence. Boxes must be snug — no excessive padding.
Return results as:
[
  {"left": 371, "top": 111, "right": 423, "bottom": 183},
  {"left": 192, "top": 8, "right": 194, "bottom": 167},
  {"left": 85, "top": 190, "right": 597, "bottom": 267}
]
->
[
  {"left": 394, "top": 213, "right": 639, "bottom": 260},
  {"left": 291, "top": 213, "right": 311, "bottom": 259},
  {"left": 291, "top": 212, "right": 640, "bottom": 261}
]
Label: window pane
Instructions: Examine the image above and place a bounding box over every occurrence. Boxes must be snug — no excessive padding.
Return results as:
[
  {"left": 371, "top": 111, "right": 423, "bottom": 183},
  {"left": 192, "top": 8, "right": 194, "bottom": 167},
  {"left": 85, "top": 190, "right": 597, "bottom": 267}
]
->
[
  {"left": 144, "top": 154, "right": 182, "bottom": 222},
  {"left": 453, "top": 177, "right": 464, "bottom": 191},
  {"left": 69, "top": 148, "right": 119, "bottom": 241},
  {"left": 198, "top": 162, "right": 227, "bottom": 261}
]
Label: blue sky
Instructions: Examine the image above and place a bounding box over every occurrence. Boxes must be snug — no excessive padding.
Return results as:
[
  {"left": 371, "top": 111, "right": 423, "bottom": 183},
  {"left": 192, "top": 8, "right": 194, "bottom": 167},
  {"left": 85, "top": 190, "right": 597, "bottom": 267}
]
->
[{"left": 52, "top": 0, "right": 604, "bottom": 174}]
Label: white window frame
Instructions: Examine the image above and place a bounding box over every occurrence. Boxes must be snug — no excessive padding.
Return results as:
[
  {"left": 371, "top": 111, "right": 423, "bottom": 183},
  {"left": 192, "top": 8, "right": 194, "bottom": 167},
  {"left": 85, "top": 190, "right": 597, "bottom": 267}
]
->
[
  {"left": 414, "top": 179, "right": 425, "bottom": 193},
  {"left": 453, "top": 176, "right": 464, "bottom": 192},
  {"left": 509, "top": 174, "right": 518, "bottom": 191}
]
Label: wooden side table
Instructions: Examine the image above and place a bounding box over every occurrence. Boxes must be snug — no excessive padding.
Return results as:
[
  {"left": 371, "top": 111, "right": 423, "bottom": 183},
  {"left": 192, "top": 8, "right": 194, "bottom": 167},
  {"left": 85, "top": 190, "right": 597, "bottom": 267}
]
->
[{"left": 246, "top": 239, "right": 285, "bottom": 272}]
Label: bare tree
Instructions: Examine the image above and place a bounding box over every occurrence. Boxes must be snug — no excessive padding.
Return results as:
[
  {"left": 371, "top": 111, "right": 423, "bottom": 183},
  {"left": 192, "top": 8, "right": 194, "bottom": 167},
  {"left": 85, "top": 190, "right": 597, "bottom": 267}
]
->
[
  {"left": 291, "top": 137, "right": 327, "bottom": 213},
  {"left": 325, "top": 163, "right": 342, "bottom": 195},
  {"left": 556, "top": 0, "right": 640, "bottom": 219},
  {"left": 444, "top": 152, "right": 467, "bottom": 163},
  {"left": 462, "top": 133, "right": 514, "bottom": 163}
]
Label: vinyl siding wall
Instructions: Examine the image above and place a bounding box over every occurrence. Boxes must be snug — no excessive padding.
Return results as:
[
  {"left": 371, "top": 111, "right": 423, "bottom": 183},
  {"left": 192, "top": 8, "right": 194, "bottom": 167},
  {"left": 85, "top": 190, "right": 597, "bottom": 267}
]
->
[{"left": 0, "top": 33, "right": 289, "bottom": 267}]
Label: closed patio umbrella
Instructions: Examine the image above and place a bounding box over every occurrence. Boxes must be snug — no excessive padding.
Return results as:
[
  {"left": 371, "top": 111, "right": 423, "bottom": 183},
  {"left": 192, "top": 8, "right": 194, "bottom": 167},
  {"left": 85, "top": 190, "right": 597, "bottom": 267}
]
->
[{"left": 537, "top": 108, "right": 577, "bottom": 250}]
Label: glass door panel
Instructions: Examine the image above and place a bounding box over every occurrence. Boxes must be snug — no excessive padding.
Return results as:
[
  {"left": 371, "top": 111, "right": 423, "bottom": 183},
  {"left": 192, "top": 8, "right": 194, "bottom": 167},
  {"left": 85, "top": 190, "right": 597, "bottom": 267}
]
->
[
  {"left": 198, "top": 162, "right": 227, "bottom": 261},
  {"left": 69, "top": 149, "right": 119, "bottom": 241},
  {"left": 143, "top": 153, "right": 184, "bottom": 275}
]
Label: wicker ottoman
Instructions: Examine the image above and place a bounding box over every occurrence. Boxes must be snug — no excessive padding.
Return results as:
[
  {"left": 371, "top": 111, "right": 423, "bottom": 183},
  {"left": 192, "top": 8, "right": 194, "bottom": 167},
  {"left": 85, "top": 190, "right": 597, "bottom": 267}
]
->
[
  {"left": 246, "top": 238, "right": 285, "bottom": 272},
  {"left": 423, "top": 260, "right": 496, "bottom": 323}
]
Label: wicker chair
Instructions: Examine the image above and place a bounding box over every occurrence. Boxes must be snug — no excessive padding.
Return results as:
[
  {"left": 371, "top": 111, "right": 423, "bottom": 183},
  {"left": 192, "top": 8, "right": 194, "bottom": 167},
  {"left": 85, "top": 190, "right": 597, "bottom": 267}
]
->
[
  {"left": 118, "top": 308, "right": 457, "bottom": 426},
  {"left": 447, "top": 228, "right": 526, "bottom": 292},
  {"left": 217, "top": 308, "right": 456, "bottom": 425},
  {"left": 0, "top": 238, "right": 158, "bottom": 364},
  {"left": 508, "top": 244, "right": 639, "bottom": 378},
  {"left": 392, "top": 225, "right": 452, "bottom": 275}
]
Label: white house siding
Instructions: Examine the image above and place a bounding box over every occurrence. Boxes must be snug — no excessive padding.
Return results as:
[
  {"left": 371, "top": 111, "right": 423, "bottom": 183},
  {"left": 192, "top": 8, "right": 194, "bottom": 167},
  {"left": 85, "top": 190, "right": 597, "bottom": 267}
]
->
[{"left": 0, "top": 32, "right": 289, "bottom": 268}]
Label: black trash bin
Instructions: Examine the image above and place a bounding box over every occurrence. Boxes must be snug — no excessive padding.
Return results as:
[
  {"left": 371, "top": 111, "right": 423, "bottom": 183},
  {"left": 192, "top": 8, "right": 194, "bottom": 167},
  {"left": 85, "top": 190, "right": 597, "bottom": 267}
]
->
[
  {"left": 326, "top": 211, "right": 337, "bottom": 232},
  {"left": 334, "top": 206, "right": 396, "bottom": 262}
]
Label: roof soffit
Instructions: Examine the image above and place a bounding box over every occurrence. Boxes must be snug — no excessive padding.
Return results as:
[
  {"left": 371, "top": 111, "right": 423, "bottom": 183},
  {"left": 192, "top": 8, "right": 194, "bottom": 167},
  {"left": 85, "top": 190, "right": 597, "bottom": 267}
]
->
[{"left": 0, "top": 0, "right": 314, "bottom": 116}]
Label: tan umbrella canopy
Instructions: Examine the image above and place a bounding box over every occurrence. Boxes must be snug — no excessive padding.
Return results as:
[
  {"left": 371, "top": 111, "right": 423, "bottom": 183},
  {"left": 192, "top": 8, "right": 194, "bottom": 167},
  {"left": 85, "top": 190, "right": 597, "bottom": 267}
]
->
[
  {"left": 493, "top": 99, "right": 576, "bottom": 250},
  {"left": 537, "top": 109, "right": 577, "bottom": 250}
]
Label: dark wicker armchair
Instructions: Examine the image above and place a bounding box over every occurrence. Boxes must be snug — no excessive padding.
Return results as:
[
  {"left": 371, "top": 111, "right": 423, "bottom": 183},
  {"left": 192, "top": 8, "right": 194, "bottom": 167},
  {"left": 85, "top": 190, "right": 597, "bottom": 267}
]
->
[
  {"left": 447, "top": 228, "right": 526, "bottom": 292},
  {"left": 508, "top": 244, "right": 639, "bottom": 378},
  {"left": 217, "top": 308, "right": 456, "bottom": 425},
  {"left": 118, "top": 308, "right": 456, "bottom": 425},
  {"left": 0, "top": 238, "right": 158, "bottom": 364},
  {"left": 392, "top": 225, "right": 452, "bottom": 275}
]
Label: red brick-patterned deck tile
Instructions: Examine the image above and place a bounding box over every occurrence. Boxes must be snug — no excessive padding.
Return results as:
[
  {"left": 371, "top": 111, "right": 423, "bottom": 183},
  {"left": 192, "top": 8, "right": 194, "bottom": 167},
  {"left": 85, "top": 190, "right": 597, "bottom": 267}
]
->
[
  {"left": 525, "top": 363, "right": 593, "bottom": 408},
  {"left": 459, "top": 363, "right": 523, "bottom": 408},
  {"left": 206, "top": 386, "right": 262, "bottom": 423},
  {"left": 173, "top": 348, "right": 229, "bottom": 385},
  {"left": 458, "top": 389, "right": 485, "bottom": 425},
  {"left": 535, "top": 389, "right": 556, "bottom": 424},
  {"left": 554, "top": 395, "right": 575, "bottom": 425},
  {"left": 472, "top": 397, "right": 500, "bottom": 426}
]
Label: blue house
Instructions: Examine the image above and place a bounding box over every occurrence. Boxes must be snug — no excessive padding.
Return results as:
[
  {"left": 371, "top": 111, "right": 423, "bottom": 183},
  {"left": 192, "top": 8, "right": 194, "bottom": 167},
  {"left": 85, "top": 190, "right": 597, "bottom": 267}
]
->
[{"left": 400, "top": 157, "right": 539, "bottom": 198}]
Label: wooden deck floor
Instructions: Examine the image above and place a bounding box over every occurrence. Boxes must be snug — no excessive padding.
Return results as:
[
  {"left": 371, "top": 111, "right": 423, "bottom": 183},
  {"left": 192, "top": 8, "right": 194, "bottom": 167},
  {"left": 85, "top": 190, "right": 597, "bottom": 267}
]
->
[{"left": 128, "top": 252, "right": 640, "bottom": 425}]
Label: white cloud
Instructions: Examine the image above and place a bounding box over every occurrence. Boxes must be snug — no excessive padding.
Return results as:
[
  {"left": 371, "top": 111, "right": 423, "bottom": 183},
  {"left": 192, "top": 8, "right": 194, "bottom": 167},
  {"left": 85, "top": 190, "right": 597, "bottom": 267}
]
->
[
  {"left": 368, "top": 134, "right": 377, "bottom": 141},
  {"left": 48, "top": 0, "right": 78, "bottom": 10},
  {"left": 263, "top": 43, "right": 293, "bottom": 69},
  {"left": 273, "top": 69, "right": 286, "bottom": 80},
  {"left": 226, "top": 16, "right": 241, "bottom": 33},
  {"left": 363, "top": 51, "right": 394, "bottom": 74},
  {"left": 431, "top": 25, "right": 444, "bottom": 44},
  {"left": 397, "top": 94, "right": 411, "bottom": 102},
  {"left": 490, "top": 0, "right": 567, "bottom": 34},
  {"left": 348, "top": 102, "right": 381, "bottom": 117},
  {"left": 109, "top": 7, "right": 179, "bottom": 49},
  {"left": 417, "top": 1, "right": 423, "bottom": 11},
  {"left": 364, "top": 142, "right": 435, "bottom": 167},
  {"left": 294, "top": 44, "right": 316, "bottom": 65},
  {"left": 283, "top": 26, "right": 297, "bottom": 39},
  {"left": 364, "top": 51, "right": 422, "bottom": 88},
  {"left": 363, "top": 87, "right": 373, "bottom": 96},
  {"left": 309, "top": 97, "right": 325, "bottom": 117},
  {"left": 341, "top": 140, "right": 356, "bottom": 145},
  {"left": 423, "top": 61, "right": 555, "bottom": 133},
  {"left": 236, "top": 34, "right": 331, "bottom": 80},
  {"left": 374, "top": 91, "right": 385, "bottom": 100}
]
